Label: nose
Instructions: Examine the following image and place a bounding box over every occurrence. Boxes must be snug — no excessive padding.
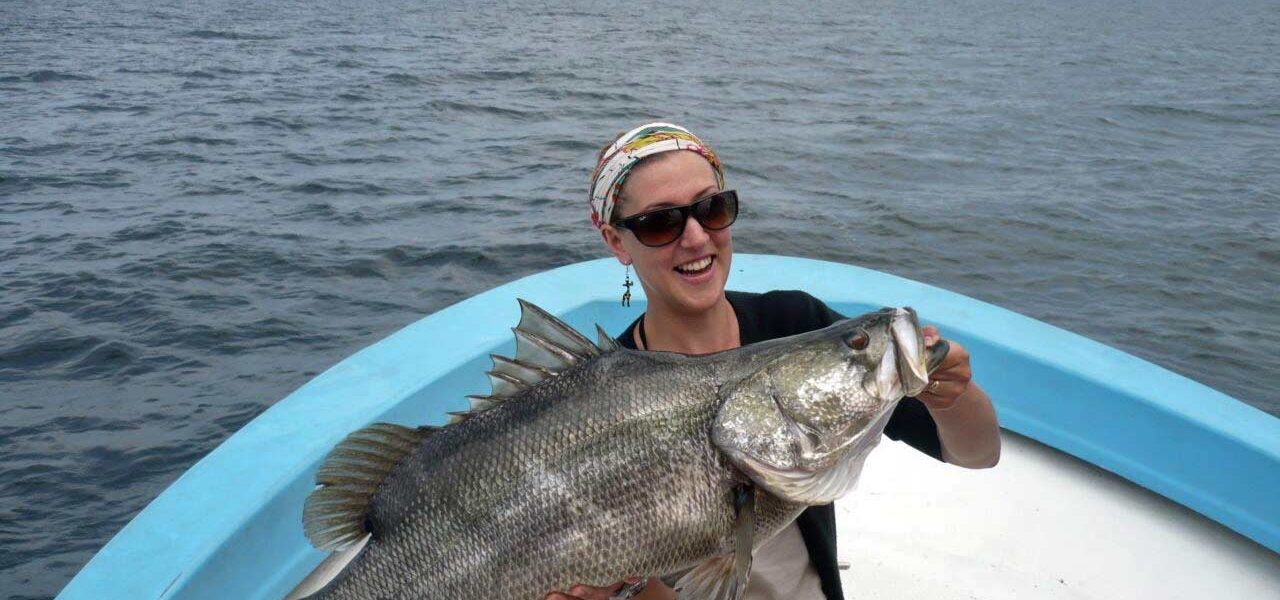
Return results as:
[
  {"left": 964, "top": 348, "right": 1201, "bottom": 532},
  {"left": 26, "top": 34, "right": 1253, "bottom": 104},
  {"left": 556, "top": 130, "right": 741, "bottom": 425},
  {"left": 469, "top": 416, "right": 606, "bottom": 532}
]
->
[{"left": 679, "top": 213, "right": 712, "bottom": 247}]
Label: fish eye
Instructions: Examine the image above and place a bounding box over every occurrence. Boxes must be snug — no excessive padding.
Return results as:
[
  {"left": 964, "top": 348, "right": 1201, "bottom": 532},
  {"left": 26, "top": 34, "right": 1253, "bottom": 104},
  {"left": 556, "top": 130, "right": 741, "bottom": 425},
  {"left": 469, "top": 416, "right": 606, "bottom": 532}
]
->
[{"left": 846, "top": 330, "right": 869, "bottom": 350}]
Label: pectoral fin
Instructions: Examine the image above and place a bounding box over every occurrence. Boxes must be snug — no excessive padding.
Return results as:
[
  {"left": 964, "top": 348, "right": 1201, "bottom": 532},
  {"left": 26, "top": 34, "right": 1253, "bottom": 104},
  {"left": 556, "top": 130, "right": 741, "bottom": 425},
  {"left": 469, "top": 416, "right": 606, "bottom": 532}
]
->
[{"left": 674, "top": 485, "right": 755, "bottom": 600}]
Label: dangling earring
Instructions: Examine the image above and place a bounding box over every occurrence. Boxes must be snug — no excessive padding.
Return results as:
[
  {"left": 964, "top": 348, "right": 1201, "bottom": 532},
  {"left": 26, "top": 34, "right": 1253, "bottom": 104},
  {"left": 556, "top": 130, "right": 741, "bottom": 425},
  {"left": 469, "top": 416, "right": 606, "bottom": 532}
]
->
[{"left": 621, "top": 264, "right": 634, "bottom": 307}]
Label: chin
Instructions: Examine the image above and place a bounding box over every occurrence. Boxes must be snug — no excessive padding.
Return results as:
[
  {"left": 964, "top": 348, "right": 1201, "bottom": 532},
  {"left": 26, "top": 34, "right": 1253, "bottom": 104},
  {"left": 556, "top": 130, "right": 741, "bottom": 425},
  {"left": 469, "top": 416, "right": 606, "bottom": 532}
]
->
[
  {"left": 670, "top": 264, "right": 730, "bottom": 313},
  {"left": 677, "top": 291, "right": 721, "bottom": 314}
]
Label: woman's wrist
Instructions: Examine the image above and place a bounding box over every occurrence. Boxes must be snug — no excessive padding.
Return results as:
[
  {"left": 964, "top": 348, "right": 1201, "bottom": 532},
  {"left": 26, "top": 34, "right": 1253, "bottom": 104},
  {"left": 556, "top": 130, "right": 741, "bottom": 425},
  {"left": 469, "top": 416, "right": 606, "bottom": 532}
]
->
[{"left": 930, "top": 382, "right": 1001, "bottom": 468}]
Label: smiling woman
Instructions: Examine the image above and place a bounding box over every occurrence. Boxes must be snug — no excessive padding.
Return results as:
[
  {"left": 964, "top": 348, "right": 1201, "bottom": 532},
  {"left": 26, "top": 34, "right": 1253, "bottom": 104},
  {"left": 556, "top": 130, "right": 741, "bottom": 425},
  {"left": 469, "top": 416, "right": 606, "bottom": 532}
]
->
[
  {"left": 601, "top": 148, "right": 738, "bottom": 355},
  {"left": 592, "top": 124, "right": 737, "bottom": 356},
  {"left": 543, "top": 123, "right": 1003, "bottom": 600}
]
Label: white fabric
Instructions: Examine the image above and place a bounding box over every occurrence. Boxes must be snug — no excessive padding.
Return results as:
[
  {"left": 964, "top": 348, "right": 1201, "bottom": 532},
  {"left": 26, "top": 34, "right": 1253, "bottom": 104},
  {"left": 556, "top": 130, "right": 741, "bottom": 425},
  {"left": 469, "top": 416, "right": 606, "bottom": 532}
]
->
[
  {"left": 744, "top": 523, "right": 826, "bottom": 600},
  {"left": 589, "top": 122, "right": 705, "bottom": 226}
]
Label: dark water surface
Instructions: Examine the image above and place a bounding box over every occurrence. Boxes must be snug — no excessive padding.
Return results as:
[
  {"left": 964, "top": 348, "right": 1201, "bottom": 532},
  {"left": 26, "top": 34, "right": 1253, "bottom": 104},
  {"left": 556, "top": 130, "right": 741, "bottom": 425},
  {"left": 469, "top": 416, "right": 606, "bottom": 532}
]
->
[{"left": 2, "top": 0, "right": 1278, "bottom": 597}]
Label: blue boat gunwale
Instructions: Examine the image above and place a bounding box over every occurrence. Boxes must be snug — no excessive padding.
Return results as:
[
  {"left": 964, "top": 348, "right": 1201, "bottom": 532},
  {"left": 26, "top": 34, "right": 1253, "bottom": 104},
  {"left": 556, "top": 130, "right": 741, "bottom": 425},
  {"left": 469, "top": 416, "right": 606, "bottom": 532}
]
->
[{"left": 56, "top": 254, "right": 1280, "bottom": 599}]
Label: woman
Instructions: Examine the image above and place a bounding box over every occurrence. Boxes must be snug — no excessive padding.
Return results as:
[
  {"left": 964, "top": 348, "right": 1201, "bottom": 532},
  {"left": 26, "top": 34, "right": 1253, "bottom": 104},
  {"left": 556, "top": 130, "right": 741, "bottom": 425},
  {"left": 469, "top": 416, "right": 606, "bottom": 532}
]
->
[{"left": 546, "top": 123, "right": 1001, "bottom": 600}]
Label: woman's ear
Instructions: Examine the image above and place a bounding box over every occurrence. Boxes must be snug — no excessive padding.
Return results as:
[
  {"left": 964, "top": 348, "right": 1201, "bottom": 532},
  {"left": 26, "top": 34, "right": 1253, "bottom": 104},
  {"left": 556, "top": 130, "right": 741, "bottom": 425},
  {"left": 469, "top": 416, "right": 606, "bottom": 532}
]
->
[{"left": 600, "top": 226, "right": 633, "bottom": 265}]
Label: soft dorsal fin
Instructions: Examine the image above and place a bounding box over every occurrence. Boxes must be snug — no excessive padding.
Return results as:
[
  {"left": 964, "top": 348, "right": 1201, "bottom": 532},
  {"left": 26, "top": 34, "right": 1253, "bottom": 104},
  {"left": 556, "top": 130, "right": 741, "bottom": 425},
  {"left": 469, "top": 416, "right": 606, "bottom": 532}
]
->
[{"left": 303, "top": 423, "right": 435, "bottom": 551}]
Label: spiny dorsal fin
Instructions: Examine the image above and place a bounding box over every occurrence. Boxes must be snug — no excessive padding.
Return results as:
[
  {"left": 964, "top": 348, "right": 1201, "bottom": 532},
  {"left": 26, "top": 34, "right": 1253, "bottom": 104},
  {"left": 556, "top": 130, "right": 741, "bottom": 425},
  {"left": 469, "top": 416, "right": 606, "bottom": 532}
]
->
[
  {"left": 303, "top": 423, "right": 433, "bottom": 551},
  {"left": 487, "top": 370, "right": 526, "bottom": 398},
  {"left": 492, "top": 354, "right": 551, "bottom": 386},
  {"left": 461, "top": 300, "right": 622, "bottom": 420},
  {"left": 484, "top": 355, "right": 550, "bottom": 402},
  {"left": 447, "top": 410, "right": 479, "bottom": 424},
  {"left": 595, "top": 324, "right": 621, "bottom": 351},
  {"left": 484, "top": 299, "right": 600, "bottom": 400},
  {"left": 466, "top": 394, "right": 502, "bottom": 412},
  {"left": 514, "top": 299, "right": 599, "bottom": 366}
]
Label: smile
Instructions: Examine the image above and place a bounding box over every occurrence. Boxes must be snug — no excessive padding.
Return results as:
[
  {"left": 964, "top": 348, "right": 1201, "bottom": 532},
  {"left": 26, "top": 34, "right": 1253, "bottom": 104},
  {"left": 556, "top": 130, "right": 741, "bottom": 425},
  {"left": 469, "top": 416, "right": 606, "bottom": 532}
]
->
[{"left": 674, "top": 256, "right": 714, "bottom": 275}]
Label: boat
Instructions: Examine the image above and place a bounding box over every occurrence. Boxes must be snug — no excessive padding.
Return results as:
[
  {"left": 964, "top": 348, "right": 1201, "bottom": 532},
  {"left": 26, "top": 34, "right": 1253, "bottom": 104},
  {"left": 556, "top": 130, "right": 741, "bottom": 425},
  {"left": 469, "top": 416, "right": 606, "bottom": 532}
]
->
[{"left": 55, "top": 254, "right": 1280, "bottom": 599}]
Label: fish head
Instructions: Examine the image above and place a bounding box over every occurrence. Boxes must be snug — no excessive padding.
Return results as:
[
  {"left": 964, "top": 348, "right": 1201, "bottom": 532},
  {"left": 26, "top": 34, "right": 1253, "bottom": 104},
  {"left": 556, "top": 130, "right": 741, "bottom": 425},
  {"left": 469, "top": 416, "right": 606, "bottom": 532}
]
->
[{"left": 712, "top": 307, "right": 947, "bottom": 504}]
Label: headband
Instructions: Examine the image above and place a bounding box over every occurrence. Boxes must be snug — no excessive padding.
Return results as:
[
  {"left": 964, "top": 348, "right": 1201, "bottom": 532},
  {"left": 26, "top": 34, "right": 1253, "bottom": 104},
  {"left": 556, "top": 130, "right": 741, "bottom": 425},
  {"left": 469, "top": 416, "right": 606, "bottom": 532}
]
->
[{"left": 588, "top": 122, "right": 725, "bottom": 228}]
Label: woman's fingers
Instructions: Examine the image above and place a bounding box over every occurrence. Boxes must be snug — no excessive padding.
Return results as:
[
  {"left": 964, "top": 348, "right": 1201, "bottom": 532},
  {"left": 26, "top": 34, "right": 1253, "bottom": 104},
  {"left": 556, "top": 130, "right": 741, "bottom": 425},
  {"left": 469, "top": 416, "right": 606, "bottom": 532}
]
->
[
  {"left": 571, "top": 583, "right": 620, "bottom": 600},
  {"left": 918, "top": 328, "right": 972, "bottom": 410},
  {"left": 546, "top": 580, "right": 628, "bottom": 600},
  {"left": 921, "top": 325, "right": 941, "bottom": 347}
]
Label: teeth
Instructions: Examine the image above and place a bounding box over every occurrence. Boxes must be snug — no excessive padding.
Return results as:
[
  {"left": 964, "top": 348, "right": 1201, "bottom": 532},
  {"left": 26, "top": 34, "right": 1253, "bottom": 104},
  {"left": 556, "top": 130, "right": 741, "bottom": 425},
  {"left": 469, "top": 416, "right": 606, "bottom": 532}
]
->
[{"left": 676, "top": 257, "right": 713, "bottom": 273}]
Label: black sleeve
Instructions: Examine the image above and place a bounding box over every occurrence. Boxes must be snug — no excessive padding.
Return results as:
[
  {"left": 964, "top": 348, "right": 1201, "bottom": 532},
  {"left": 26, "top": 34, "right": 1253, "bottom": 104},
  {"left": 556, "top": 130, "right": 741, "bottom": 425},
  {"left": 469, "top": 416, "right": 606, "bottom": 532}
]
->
[
  {"left": 793, "top": 504, "right": 845, "bottom": 600},
  {"left": 884, "top": 398, "right": 944, "bottom": 461},
  {"left": 614, "top": 315, "right": 641, "bottom": 350}
]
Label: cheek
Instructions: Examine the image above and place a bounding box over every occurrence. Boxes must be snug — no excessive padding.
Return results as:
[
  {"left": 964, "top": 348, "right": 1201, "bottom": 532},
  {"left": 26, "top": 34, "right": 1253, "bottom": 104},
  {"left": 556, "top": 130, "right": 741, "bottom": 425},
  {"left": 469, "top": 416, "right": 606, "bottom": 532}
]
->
[
  {"left": 627, "top": 242, "right": 675, "bottom": 276},
  {"left": 713, "top": 230, "right": 733, "bottom": 272},
  {"left": 712, "top": 227, "right": 733, "bottom": 249}
]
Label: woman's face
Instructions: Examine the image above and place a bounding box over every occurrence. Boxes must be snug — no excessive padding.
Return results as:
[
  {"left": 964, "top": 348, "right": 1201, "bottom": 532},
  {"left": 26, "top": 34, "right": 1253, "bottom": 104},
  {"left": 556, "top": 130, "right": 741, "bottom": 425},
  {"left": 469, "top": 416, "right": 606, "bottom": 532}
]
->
[{"left": 601, "top": 151, "right": 734, "bottom": 316}]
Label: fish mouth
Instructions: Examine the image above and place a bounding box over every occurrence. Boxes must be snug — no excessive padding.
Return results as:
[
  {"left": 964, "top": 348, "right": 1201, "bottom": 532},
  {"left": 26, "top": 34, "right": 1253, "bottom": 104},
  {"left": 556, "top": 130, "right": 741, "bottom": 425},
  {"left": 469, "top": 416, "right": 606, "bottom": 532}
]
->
[{"left": 888, "top": 307, "right": 947, "bottom": 397}]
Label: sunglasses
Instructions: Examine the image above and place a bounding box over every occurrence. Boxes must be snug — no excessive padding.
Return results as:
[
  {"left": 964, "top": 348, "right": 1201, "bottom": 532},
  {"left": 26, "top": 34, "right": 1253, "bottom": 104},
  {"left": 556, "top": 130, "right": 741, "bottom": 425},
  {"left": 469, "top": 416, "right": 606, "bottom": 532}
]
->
[{"left": 612, "top": 190, "right": 739, "bottom": 247}]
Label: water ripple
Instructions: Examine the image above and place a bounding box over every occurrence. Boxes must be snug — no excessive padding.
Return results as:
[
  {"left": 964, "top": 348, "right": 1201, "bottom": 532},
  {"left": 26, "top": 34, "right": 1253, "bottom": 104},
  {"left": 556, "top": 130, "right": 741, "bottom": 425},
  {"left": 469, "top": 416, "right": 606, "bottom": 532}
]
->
[
  {"left": 182, "top": 29, "right": 280, "bottom": 41},
  {"left": 2, "top": 0, "right": 1278, "bottom": 598},
  {"left": 0, "top": 70, "right": 96, "bottom": 83}
]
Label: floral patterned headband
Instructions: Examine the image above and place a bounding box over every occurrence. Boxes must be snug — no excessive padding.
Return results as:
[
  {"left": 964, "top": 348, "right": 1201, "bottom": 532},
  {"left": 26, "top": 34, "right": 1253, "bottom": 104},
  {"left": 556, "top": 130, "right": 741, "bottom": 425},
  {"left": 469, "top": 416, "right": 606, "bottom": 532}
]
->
[{"left": 588, "top": 122, "right": 725, "bottom": 228}]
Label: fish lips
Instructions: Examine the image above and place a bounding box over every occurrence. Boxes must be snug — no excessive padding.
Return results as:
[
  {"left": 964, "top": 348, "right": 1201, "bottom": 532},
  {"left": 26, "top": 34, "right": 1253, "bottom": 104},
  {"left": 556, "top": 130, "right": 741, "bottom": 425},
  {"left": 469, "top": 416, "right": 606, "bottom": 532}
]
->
[{"left": 891, "top": 307, "right": 948, "bottom": 397}]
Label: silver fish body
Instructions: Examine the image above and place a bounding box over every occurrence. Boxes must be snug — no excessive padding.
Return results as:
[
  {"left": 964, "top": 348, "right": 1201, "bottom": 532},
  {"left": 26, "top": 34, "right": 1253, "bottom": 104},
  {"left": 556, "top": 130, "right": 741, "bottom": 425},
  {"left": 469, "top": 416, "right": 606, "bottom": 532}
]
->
[{"left": 296, "top": 303, "right": 944, "bottom": 600}]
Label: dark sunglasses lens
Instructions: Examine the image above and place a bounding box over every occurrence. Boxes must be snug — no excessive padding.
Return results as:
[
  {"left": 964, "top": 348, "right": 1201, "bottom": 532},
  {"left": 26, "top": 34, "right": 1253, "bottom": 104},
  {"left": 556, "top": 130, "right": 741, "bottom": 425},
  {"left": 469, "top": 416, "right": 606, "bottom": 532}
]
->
[
  {"left": 696, "top": 191, "right": 738, "bottom": 230},
  {"left": 631, "top": 209, "right": 685, "bottom": 246}
]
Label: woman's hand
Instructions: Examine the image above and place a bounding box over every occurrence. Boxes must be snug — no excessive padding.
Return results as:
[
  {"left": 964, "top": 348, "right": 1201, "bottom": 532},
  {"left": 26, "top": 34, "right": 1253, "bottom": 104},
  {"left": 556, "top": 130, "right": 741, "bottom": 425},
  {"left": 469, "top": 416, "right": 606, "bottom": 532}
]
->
[
  {"left": 544, "top": 577, "right": 675, "bottom": 600},
  {"left": 916, "top": 326, "right": 1001, "bottom": 469},
  {"left": 544, "top": 581, "right": 625, "bottom": 600},
  {"left": 917, "top": 326, "right": 971, "bottom": 410}
]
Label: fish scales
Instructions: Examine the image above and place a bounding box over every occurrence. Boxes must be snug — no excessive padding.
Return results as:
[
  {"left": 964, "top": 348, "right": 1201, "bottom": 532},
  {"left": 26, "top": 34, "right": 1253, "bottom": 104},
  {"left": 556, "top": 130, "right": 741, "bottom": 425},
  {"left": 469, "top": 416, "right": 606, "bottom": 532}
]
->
[
  {"left": 313, "top": 351, "right": 799, "bottom": 599},
  {"left": 296, "top": 302, "right": 943, "bottom": 600}
]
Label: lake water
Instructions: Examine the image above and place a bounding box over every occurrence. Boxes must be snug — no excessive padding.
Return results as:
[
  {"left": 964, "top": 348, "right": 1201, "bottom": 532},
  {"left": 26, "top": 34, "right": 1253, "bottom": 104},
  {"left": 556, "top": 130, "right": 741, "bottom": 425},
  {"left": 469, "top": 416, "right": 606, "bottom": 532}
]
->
[{"left": 1, "top": 0, "right": 1277, "bottom": 597}]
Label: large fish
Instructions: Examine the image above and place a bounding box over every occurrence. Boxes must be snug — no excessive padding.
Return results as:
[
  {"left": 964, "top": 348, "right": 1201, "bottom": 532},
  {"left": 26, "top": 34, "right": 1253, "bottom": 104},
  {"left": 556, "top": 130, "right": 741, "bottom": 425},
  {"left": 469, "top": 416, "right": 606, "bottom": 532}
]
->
[{"left": 287, "top": 301, "right": 948, "bottom": 600}]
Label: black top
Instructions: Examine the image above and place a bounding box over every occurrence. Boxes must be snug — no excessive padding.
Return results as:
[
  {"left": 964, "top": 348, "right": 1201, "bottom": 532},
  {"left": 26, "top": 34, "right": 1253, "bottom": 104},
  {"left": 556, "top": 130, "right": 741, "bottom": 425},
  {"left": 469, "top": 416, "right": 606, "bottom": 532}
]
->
[{"left": 616, "top": 289, "right": 944, "bottom": 600}]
